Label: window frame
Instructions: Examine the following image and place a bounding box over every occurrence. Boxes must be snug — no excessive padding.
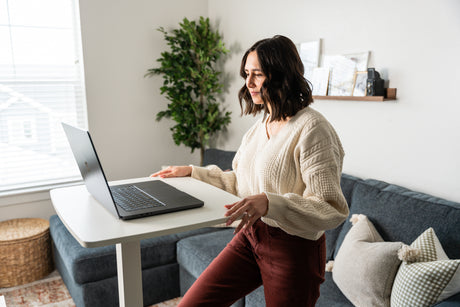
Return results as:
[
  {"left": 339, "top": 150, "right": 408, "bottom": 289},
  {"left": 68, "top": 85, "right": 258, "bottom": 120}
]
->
[{"left": 0, "top": 0, "right": 88, "bottom": 196}]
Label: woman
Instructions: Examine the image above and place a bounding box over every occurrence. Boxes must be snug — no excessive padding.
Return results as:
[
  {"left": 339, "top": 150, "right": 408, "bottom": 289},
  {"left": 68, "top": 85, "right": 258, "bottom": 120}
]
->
[{"left": 152, "top": 35, "right": 349, "bottom": 307}]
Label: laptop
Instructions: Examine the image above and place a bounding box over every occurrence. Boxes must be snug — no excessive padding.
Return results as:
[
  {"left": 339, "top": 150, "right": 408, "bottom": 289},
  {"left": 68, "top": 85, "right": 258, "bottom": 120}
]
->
[{"left": 62, "top": 123, "right": 204, "bottom": 220}]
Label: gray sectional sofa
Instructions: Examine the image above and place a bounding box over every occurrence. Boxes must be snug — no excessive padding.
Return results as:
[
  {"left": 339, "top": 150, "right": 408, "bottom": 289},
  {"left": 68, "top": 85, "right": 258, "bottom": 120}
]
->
[{"left": 49, "top": 149, "right": 460, "bottom": 306}]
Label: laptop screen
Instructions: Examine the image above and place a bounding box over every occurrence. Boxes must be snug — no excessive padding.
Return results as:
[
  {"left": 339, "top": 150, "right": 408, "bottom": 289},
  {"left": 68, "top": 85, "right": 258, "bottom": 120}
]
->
[{"left": 62, "top": 123, "right": 120, "bottom": 218}]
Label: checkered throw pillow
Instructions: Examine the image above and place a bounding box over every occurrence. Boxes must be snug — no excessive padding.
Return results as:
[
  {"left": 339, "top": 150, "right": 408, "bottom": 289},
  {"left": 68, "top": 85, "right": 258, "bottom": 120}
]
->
[{"left": 391, "top": 228, "right": 460, "bottom": 307}]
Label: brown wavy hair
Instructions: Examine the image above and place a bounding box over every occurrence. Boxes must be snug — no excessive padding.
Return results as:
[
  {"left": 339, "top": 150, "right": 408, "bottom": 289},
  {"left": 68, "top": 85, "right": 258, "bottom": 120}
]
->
[{"left": 238, "top": 35, "right": 313, "bottom": 122}]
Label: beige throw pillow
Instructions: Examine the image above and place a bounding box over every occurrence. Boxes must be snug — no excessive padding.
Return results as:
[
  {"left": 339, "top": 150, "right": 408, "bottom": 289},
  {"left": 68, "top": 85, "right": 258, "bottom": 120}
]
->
[{"left": 332, "top": 214, "right": 403, "bottom": 307}]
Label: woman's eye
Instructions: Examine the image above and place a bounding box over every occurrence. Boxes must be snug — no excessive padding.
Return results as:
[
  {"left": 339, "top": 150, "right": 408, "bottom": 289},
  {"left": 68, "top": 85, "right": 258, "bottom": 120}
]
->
[{"left": 244, "top": 72, "right": 264, "bottom": 78}]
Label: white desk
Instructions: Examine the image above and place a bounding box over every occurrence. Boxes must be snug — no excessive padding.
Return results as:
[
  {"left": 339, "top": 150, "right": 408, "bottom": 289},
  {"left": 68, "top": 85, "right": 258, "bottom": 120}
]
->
[{"left": 50, "top": 177, "right": 240, "bottom": 307}]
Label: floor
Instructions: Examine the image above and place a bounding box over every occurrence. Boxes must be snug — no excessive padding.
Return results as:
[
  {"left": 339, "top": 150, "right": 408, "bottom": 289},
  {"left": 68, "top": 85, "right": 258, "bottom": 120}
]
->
[{"left": 0, "top": 271, "right": 181, "bottom": 307}]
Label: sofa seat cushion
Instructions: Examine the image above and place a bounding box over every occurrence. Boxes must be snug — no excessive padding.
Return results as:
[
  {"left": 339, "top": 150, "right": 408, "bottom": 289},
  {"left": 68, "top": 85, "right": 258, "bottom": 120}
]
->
[
  {"left": 245, "top": 285, "right": 265, "bottom": 306},
  {"left": 316, "top": 272, "right": 353, "bottom": 307},
  {"left": 433, "top": 292, "right": 460, "bottom": 306},
  {"left": 334, "top": 179, "right": 460, "bottom": 260},
  {"left": 50, "top": 215, "right": 229, "bottom": 284},
  {"left": 54, "top": 240, "right": 181, "bottom": 307},
  {"left": 177, "top": 228, "right": 234, "bottom": 278}
]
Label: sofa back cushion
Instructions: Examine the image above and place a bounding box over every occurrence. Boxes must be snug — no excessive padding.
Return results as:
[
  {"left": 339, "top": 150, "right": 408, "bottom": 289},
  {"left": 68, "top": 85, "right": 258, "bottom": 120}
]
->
[
  {"left": 203, "top": 149, "right": 236, "bottom": 170},
  {"left": 334, "top": 179, "right": 460, "bottom": 259}
]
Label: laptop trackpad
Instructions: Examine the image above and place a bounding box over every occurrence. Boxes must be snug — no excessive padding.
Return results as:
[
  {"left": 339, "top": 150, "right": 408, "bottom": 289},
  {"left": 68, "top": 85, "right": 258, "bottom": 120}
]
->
[{"left": 133, "top": 180, "right": 202, "bottom": 207}]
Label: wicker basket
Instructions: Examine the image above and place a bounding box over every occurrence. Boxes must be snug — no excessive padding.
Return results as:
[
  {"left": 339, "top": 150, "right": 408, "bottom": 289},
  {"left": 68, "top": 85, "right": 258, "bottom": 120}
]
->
[{"left": 0, "top": 218, "right": 54, "bottom": 287}]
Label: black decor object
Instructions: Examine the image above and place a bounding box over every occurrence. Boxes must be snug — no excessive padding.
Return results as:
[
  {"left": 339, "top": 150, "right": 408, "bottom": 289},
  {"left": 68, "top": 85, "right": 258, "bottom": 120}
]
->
[{"left": 366, "top": 68, "right": 385, "bottom": 96}]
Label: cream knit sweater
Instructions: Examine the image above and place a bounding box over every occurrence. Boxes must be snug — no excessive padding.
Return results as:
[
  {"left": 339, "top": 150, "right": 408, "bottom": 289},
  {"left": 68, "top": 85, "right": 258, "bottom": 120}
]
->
[{"left": 191, "top": 107, "right": 349, "bottom": 240}]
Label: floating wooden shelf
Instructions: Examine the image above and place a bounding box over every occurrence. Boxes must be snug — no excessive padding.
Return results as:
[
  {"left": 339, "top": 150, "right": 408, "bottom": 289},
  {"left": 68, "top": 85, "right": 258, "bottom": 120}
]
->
[
  {"left": 313, "top": 88, "right": 397, "bottom": 102},
  {"left": 313, "top": 95, "right": 390, "bottom": 101}
]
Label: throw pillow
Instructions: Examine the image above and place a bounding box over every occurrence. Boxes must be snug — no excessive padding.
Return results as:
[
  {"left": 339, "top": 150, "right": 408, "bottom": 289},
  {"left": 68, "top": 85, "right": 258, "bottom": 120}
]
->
[
  {"left": 391, "top": 228, "right": 460, "bottom": 307},
  {"left": 332, "top": 214, "right": 403, "bottom": 307}
]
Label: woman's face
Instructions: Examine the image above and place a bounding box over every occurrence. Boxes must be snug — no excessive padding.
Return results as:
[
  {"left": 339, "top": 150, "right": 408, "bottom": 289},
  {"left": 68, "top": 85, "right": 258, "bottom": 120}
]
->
[{"left": 244, "top": 51, "right": 266, "bottom": 105}]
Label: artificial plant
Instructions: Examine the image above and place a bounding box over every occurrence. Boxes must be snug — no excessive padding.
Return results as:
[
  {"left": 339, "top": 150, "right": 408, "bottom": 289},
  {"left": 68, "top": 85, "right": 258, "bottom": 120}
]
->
[{"left": 146, "top": 17, "right": 231, "bottom": 165}]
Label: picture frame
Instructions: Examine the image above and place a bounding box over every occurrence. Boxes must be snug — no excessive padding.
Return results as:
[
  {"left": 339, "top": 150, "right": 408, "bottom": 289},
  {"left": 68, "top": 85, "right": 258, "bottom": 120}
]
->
[
  {"left": 311, "top": 67, "right": 330, "bottom": 96},
  {"left": 298, "top": 40, "right": 321, "bottom": 81},
  {"left": 344, "top": 52, "right": 369, "bottom": 71},
  {"left": 352, "top": 71, "right": 368, "bottom": 96},
  {"left": 322, "top": 55, "right": 356, "bottom": 96}
]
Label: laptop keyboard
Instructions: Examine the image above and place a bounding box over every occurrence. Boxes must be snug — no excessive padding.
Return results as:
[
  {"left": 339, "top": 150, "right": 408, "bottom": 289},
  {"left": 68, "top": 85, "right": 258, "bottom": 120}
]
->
[{"left": 110, "top": 185, "right": 166, "bottom": 211}]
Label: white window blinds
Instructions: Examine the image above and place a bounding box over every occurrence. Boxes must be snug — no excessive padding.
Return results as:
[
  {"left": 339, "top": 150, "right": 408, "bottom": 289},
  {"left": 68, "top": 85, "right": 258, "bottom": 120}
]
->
[{"left": 0, "top": 0, "right": 87, "bottom": 193}]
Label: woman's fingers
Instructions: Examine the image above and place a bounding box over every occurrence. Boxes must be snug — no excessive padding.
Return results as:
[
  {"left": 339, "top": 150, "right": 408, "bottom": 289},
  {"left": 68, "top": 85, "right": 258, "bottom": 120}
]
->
[
  {"left": 233, "top": 212, "right": 249, "bottom": 233},
  {"left": 232, "top": 211, "right": 259, "bottom": 234},
  {"left": 150, "top": 170, "right": 171, "bottom": 178},
  {"left": 150, "top": 167, "right": 172, "bottom": 177},
  {"left": 150, "top": 166, "right": 192, "bottom": 178},
  {"left": 225, "top": 193, "right": 268, "bottom": 232},
  {"left": 224, "top": 200, "right": 244, "bottom": 216},
  {"left": 224, "top": 200, "right": 246, "bottom": 225}
]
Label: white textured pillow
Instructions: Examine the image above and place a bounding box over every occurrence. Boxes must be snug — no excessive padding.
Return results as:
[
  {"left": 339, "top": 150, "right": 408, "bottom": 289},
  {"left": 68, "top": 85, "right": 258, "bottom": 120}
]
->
[
  {"left": 391, "top": 228, "right": 460, "bottom": 307},
  {"left": 332, "top": 214, "right": 403, "bottom": 307}
]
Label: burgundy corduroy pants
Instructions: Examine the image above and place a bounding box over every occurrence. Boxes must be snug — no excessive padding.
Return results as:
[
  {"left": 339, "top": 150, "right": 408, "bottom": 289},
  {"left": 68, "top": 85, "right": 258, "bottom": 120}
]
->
[{"left": 178, "top": 219, "right": 326, "bottom": 307}]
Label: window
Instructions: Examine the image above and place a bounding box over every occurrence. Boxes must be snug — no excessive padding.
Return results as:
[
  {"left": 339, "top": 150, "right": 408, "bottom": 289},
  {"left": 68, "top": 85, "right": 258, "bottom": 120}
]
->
[
  {"left": 0, "top": 0, "right": 87, "bottom": 193},
  {"left": 7, "top": 117, "right": 37, "bottom": 144}
]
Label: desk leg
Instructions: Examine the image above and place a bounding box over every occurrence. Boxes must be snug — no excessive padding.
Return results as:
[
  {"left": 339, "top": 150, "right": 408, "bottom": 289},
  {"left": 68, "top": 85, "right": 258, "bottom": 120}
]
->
[{"left": 116, "top": 241, "right": 143, "bottom": 307}]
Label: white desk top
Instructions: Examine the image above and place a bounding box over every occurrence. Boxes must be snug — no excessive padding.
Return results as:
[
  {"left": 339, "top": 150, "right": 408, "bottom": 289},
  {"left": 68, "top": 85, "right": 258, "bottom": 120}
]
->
[{"left": 50, "top": 177, "right": 240, "bottom": 248}]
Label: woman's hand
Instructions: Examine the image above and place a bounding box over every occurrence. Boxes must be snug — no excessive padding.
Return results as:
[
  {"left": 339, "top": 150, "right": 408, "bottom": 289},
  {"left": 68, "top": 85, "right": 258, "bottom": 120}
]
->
[
  {"left": 224, "top": 193, "right": 269, "bottom": 234},
  {"left": 150, "top": 166, "right": 192, "bottom": 178}
]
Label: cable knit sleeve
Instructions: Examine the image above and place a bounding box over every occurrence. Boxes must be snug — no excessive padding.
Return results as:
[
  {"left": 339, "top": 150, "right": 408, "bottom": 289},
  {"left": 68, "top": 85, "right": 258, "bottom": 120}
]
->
[
  {"left": 190, "top": 149, "right": 240, "bottom": 196},
  {"left": 263, "top": 120, "right": 349, "bottom": 240},
  {"left": 190, "top": 165, "right": 238, "bottom": 196}
]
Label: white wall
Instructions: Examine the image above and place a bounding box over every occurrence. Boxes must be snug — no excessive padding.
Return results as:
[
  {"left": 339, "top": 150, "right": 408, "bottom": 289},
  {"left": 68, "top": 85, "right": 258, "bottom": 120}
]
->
[
  {"left": 2, "top": 0, "right": 460, "bottom": 221},
  {"left": 208, "top": 0, "right": 460, "bottom": 203},
  {"left": 79, "top": 0, "right": 208, "bottom": 180}
]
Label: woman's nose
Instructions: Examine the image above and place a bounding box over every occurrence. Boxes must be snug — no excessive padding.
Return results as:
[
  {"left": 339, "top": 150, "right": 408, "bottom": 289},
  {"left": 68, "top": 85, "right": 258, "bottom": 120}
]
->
[{"left": 246, "top": 75, "right": 255, "bottom": 88}]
